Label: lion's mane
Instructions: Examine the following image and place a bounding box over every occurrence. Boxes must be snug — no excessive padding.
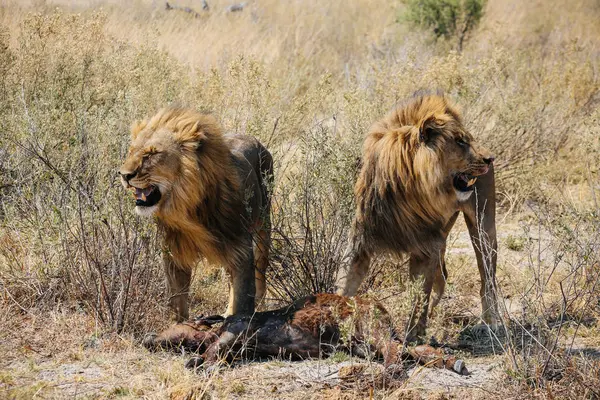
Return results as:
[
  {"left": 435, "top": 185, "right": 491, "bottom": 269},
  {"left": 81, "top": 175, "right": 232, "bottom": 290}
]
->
[
  {"left": 131, "top": 108, "right": 248, "bottom": 271},
  {"left": 353, "top": 94, "right": 464, "bottom": 256}
]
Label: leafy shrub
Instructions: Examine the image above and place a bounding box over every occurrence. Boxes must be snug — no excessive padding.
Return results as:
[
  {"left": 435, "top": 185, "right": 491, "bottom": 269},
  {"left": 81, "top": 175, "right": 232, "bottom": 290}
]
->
[
  {"left": 505, "top": 234, "right": 526, "bottom": 251},
  {"left": 402, "top": 0, "right": 486, "bottom": 50}
]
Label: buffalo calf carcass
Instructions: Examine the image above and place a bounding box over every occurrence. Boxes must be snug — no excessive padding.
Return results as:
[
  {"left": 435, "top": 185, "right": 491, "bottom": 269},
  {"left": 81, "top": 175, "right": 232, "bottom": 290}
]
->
[{"left": 143, "top": 293, "right": 466, "bottom": 374}]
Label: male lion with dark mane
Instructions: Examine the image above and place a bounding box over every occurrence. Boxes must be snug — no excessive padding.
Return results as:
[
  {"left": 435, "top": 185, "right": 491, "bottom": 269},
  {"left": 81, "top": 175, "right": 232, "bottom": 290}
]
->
[
  {"left": 119, "top": 108, "right": 273, "bottom": 321},
  {"left": 337, "top": 93, "right": 499, "bottom": 341}
]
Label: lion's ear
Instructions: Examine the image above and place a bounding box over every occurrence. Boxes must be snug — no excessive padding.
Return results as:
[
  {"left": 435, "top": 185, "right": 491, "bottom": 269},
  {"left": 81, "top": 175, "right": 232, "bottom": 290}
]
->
[
  {"left": 419, "top": 120, "right": 437, "bottom": 143},
  {"left": 176, "top": 121, "right": 208, "bottom": 148},
  {"left": 176, "top": 116, "right": 221, "bottom": 150}
]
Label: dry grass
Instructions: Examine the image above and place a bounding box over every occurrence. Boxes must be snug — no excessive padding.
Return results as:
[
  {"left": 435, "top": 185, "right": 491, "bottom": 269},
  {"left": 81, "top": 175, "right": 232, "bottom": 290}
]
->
[{"left": 1, "top": 0, "right": 599, "bottom": 398}]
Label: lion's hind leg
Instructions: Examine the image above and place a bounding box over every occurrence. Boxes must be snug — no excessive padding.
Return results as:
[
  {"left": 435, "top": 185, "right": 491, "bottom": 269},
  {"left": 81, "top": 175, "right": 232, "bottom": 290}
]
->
[
  {"left": 225, "top": 244, "right": 257, "bottom": 316},
  {"left": 254, "top": 144, "right": 273, "bottom": 308},
  {"left": 164, "top": 254, "right": 192, "bottom": 322},
  {"left": 406, "top": 253, "right": 438, "bottom": 343},
  {"left": 430, "top": 212, "right": 459, "bottom": 311},
  {"left": 253, "top": 228, "right": 270, "bottom": 307},
  {"left": 430, "top": 255, "right": 448, "bottom": 311}
]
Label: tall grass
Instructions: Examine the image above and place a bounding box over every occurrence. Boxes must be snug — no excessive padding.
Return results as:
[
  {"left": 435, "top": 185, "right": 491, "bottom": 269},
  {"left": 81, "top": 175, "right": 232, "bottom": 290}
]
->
[{"left": 0, "top": 1, "right": 599, "bottom": 395}]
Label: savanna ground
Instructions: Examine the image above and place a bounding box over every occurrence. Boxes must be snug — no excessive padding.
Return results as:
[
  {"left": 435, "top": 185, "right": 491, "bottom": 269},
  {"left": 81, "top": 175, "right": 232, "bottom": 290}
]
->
[{"left": 1, "top": 0, "right": 599, "bottom": 398}]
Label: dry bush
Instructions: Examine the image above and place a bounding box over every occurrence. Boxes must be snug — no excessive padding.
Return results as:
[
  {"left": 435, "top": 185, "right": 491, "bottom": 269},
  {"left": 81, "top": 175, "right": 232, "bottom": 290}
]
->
[
  {"left": 0, "top": 11, "right": 190, "bottom": 332},
  {"left": 267, "top": 119, "right": 359, "bottom": 302},
  {"left": 489, "top": 181, "right": 600, "bottom": 397}
]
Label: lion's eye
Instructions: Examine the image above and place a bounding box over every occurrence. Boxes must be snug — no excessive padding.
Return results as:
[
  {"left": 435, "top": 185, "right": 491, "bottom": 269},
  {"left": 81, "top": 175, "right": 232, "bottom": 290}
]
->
[{"left": 455, "top": 138, "right": 468, "bottom": 147}]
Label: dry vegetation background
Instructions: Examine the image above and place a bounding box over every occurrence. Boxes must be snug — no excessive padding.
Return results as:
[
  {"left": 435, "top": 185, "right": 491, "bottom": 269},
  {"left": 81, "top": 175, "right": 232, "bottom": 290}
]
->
[{"left": 0, "top": 0, "right": 599, "bottom": 398}]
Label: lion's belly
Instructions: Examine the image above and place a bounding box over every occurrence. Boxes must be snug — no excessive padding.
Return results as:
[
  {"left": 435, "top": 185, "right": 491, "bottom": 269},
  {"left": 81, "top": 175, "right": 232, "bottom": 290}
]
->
[{"left": 366, "top": 214, "right": 447, "bottom": 257}]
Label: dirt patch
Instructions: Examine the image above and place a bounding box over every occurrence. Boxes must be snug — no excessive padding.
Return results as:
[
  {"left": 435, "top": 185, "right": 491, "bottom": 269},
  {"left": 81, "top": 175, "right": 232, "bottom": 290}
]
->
[{"left": 405, "top": 359, "right": 502, "bottom": 392}]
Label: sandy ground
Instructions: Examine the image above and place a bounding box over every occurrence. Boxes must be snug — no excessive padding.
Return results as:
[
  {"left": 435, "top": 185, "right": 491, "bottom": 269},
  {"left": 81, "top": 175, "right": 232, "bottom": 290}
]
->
[
  {"left": 1, "top": 216, "right": 598, "bottom": 399},
  {"left": 1, "top": 340, "right": 504, "bottom": 399}
]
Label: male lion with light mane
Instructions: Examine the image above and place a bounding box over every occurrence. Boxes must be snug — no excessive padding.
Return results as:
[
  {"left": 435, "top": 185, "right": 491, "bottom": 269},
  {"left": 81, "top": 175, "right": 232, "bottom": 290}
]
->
[
  {"left": 119, "top": 107, "right": 273, "bottom": 321},
  {"left": 337, "top": 93, "right": 499, "bottom": 341}
]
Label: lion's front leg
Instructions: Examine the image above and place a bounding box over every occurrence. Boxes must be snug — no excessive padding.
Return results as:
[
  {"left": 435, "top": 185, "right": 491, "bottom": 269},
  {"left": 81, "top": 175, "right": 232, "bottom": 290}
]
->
[
  {"left": 463, "top": 166, "right": 500, "bottom": 326},
  {"left": 336, "top": 237, "right": 372, "bottom": 296},
  {"left": 164, "top": 252, "right": 192, "bottom": 322}
]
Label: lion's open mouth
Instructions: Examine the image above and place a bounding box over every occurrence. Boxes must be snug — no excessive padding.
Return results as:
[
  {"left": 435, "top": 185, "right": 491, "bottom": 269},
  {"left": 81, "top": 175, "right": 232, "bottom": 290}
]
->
[
  {"left": 453, "top": 173, "right": 478, "bottom": 193},
  {"left": 131, "top": 185, "right": 161, "bottom": 207}
]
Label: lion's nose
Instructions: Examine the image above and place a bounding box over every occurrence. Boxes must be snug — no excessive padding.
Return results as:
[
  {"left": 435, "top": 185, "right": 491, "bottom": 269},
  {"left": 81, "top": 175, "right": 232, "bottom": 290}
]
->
[
  {"left": 483, "top": 156, "right": 495, "bottom": 165},
  {"left": 119, "top": 171, "right": 137, "bottom": 181}
]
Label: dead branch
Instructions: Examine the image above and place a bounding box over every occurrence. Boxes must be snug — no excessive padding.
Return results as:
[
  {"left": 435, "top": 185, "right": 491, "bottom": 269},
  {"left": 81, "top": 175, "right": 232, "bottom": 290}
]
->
[{"left": 165, "top": 2, "right": 207, "bottom": 18}]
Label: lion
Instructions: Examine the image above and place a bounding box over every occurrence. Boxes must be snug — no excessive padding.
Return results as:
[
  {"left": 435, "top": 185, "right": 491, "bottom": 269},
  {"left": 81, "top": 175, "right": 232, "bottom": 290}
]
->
[
  {"left": 143, "top": 293, "right": 467, "bottom": 375},
  {"left": 337, "top": 92, "right": 499, "bottom": 341},
  {"left": 119, "top": 107, "right": 273, "bottom": 321}
]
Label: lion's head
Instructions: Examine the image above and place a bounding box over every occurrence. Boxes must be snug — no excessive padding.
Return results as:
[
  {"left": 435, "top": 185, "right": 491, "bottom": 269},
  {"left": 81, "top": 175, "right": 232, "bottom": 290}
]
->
[
  {"left": 119, "top": 108, "right": 233, "bottom": 221},
  {"left": 355, "top": 93, "right": 494, "bottom": 253},
  {"left": 403, "top": 94, "right": 494, "bottom": 202}
]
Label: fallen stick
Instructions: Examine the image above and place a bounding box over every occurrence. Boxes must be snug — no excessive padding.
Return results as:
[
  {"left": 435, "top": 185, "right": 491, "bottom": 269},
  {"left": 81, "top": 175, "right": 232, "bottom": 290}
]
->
[{"left": 165, "top": 2, "right": 206, "bottom": 18}]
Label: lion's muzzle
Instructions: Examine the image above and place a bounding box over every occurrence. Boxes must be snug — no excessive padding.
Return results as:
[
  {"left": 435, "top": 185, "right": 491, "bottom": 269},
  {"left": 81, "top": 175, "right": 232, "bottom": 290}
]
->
[
  {"left": 131, "top": 185, "right": 161, "bottom": 207},
  {"left": 453, "top": 156, "right": 494, "bottom": 194},
  {"left": 453, "top": 173, "right": 478, "bottom": 193}
]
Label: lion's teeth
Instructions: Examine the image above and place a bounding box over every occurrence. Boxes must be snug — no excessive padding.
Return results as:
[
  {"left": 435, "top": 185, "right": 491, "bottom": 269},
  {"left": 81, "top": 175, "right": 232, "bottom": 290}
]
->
[
  {"left": 467, "top": 178, "right": 477, "bottom": 187},
  {"left": 141, "top": 192, "right": 147, "bottom": 201}
]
